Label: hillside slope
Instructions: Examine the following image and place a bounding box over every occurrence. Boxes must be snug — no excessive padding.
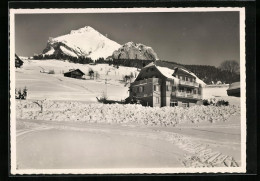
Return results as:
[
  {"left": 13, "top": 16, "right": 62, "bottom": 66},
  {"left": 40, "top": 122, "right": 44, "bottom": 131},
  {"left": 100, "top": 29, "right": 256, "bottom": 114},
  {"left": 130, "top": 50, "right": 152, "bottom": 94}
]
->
[{"left": 16, "top": 59, "right": 139, "bottom": 102}]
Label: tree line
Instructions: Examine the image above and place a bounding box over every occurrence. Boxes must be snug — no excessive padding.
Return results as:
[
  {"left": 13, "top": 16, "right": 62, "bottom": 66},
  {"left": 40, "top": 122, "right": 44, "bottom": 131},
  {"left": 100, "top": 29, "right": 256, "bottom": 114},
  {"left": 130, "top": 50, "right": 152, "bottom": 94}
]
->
[{"left": 183, "top": 61, "right": 240, "bottom": 84}]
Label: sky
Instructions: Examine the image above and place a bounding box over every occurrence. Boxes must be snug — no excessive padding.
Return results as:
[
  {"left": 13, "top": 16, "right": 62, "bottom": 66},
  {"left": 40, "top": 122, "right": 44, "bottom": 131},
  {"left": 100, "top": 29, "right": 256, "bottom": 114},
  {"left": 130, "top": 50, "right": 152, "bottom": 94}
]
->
[{"left": 15, "top": 11, "right": 240, "bottom": 67}]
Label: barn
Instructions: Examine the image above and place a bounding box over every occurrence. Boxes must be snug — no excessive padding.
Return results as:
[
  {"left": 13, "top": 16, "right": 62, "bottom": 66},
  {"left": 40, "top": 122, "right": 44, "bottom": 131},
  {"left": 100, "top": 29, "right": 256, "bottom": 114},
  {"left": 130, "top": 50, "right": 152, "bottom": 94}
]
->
[
  {"left": 15, "top": 54, "right": 23, "bottom": 68},
  {"left": 64, "top": 69, "right": 85, "bottom": 79}
]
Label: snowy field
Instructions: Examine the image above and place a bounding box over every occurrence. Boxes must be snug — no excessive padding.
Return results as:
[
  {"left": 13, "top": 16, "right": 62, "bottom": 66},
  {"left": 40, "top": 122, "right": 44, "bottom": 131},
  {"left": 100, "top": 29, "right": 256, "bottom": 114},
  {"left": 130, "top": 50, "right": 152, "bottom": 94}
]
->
[
  {"left": 14, "top": 59, "right": 241, "bottom": 171},
  {"left": 16, "top": 59, "right": 139, "bottom": 101}
]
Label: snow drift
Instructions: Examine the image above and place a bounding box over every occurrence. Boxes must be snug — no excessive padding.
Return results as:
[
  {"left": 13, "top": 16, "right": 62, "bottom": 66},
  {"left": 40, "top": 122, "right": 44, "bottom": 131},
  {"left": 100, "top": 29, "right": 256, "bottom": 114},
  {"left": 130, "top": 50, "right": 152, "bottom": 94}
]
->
[{"left": 17, "top": 100, "right": 240, "bottom": 127}]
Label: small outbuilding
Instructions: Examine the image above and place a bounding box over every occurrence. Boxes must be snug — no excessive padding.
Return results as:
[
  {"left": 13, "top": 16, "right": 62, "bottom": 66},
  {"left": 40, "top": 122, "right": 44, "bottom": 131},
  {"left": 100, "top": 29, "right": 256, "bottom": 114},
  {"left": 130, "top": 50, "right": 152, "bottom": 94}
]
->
[
  {"left": 64, "top": 69, "right": 85, "bottom": 79},
  {"left": 15, "top": 54, "right": 23, "bottom": 68},
  {"left": 227, "top": 82, "right": 240, "bottom": 97}
]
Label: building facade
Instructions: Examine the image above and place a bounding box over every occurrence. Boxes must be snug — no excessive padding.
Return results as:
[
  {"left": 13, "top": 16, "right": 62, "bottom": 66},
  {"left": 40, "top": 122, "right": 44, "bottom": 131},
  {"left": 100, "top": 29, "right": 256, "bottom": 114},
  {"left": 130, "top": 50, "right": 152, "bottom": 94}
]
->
[{"left": 129, "top": 62, "right": 203, "bottom": 107}]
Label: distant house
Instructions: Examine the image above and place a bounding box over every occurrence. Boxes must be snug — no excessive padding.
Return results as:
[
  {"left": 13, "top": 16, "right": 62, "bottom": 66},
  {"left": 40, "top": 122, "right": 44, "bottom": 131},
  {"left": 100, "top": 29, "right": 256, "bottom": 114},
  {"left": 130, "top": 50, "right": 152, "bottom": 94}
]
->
[
  {"left": 129, "top": 61, "right": 203, "bottom": 107},
  {"left": 227, "top": 82, "right": 240, "bottom": 97},
  {"left": 15, "top": 54, "right": 23, "bottom": 68},
  {"left": 64, "top": 69, "right": 85, "bottom": 79}
]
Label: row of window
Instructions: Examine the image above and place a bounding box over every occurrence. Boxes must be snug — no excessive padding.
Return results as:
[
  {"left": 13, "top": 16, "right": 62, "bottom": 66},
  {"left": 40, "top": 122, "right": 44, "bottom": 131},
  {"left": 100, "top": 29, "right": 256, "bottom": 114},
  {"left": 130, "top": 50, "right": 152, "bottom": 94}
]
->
[
  {"left": 134, "top": 85, "right": 160, "bottom": 93},
  {"left": 133, "top": 85, "right": 199, "bottom": 94},
  {"left": 177, "top": 75, "right": 195, "bottom": 82},
  {"left": 170, "top": 102, "right": 188, "bottom": 107},
  {"left": 179, "top": 88, "right": 198, "bottom": 94}
]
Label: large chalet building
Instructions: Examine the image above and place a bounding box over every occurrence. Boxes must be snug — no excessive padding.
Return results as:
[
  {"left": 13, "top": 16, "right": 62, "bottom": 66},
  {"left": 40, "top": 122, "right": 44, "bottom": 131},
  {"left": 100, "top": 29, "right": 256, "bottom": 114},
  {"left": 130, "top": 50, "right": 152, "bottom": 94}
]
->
[{"left": 129, "top": 61, "right": 204, "bottom": 107}]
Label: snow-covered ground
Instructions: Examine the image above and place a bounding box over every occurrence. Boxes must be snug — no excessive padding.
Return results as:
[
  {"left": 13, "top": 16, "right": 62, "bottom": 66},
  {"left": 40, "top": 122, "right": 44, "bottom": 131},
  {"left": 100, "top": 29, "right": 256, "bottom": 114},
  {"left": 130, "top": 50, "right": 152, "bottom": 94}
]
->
[
  {"left": 16, "top": 117, "right": 240, "bottom": 169},
  {"left": 14, "top": 59, "right": 241, "bottom": 171},
  {"left": 16, "top": 59, "right": 139, "bottom": 101}
]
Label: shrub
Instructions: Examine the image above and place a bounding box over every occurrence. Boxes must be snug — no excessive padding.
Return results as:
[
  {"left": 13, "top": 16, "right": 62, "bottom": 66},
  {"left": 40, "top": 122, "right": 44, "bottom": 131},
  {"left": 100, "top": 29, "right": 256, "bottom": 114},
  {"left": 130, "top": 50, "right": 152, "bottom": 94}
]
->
[
  {"left": 216, "top": 100, "right": 229, "bottom": 106},
  {"left": 203, "top": 99, "right": 229, "bottom": 106},
  {"left": 202, "top": 99, "right": 210, "bottom": 106}
]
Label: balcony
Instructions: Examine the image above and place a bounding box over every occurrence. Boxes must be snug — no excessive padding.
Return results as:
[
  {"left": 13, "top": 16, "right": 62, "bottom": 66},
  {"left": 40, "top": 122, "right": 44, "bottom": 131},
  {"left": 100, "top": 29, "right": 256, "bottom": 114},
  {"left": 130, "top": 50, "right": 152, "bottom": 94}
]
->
[
  {"left": 132, "top": 78, "right": 160, "bottom": 86},
  {"left": 179, "top": 80, "right": 199, "bottom": 87},
  {"left": 175, "top": 91, "right": 201, "bottom": 99}
]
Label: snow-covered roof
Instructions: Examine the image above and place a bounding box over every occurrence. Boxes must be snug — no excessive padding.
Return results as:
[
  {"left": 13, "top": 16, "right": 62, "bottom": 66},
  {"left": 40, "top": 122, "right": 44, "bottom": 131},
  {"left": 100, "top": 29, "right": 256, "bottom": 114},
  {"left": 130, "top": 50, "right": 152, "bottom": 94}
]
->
[
  {"left": 155, "top": 66, "right": 179, "bottom": 83},
  {"left": 179, "top": 68, "right": 206, "bottom": 86},
  {"left": 144, "top": 62, "right": 155, "bottom": 68},
  {"left": 144, "top": 62, "right": 206, "bottom": 86},
  {"left": 227, "top": 82, "right": 240, "bottom": 90}
]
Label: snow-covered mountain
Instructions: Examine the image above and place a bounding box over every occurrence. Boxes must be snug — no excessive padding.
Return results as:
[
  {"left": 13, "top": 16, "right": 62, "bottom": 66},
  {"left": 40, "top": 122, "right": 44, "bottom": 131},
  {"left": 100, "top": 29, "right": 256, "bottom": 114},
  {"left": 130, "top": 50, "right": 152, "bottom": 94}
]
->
[
  {"left": 112, "top": 42, "right": 159, "bottom": 61},
  {"left": 41, "top": 26, "right": 121, "bottom": 60}
]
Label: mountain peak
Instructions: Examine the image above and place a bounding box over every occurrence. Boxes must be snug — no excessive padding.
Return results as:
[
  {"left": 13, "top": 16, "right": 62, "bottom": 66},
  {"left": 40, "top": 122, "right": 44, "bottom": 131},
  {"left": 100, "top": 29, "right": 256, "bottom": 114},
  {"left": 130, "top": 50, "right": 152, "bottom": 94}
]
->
[
  {"left": 112, "top": 41, "right": 159, "bottom": 61},
  {"left": 41, "top": 26, "right": 121, "bottom": 60},
  {"left": 70, "top": 26, "right": 97, "bottom": 34}
]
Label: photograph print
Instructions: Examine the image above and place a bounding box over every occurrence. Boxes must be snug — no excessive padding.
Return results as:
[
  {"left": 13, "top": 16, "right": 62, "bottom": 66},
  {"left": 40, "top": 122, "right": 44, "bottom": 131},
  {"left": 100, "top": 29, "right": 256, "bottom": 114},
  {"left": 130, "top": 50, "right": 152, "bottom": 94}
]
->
[{"left": 10, "top": 8, "right": 246, "bottom": 174}]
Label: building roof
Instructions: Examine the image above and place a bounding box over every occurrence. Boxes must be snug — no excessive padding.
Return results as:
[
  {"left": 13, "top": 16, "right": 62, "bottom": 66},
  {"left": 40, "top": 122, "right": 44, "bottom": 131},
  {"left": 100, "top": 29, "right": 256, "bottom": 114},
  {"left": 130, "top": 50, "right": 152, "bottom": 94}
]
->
[
  {"left": 227, "top": 82, "right": 240, "bottom": 90},
  {"left": 155, "top": 66, "right": 179, "bottom": 83},
  {"left": 153, "top": 60, "right": 187, "bottom": 70},
  {"left": 144, "top": 61, "right": 206, "bottom": 86},
  {"left": 173, "top": 67, "right": 196, "bottom": 78},
  {"left": 64, "top": 69, "right": 85, "bottom": 75}
]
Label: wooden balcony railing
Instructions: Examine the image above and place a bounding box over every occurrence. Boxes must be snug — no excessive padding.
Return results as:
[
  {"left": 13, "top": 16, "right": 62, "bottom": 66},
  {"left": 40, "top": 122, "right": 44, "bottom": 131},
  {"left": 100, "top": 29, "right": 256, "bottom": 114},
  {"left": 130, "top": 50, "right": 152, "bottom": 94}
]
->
[
  {"left": 175, "top": 91, "right": 201, "bottom": 99},
  {"left": 179, "top": 80, "right": 199, "bottom": 87},
  {"left": 132, "top": 78, "right": 160, "bottom": 85}
]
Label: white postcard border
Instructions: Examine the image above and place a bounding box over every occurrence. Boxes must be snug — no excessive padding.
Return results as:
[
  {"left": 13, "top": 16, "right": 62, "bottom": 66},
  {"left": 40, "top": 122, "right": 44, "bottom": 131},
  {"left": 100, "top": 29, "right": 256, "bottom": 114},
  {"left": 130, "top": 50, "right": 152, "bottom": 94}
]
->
[{"left": 9, "top": 7, "right": 246, "bottom": 174}]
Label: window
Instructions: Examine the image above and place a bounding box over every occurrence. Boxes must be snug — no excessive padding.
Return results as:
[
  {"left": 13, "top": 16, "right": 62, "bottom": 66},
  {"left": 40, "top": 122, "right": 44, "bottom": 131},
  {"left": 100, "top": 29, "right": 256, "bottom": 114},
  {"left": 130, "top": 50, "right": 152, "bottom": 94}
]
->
[
  {"left": 170, "top": 102, "right": 178, "bottom": 107},
  {"left": 179, "top": 87, "right": 184, "bottom": 92},
  {"left": 182, "top": 103, "right": 188, "bottom": 107},
  {"left": 154, "top": 85, "right": 160, "bottom": 91},
  {"left": 186, "top": 88, "right": 191, "bottom": 93},
  {"left": 139, "top": 86, "right": 144, "bottom": 93},
  {"left": 166, "top": 85, "right": 170, "bottom": 91},
  {"left": 172, "top": 86, "right": 176, "bottom": 91},
  {"left": 156, "top": 97, "right": 160, "bottom": 104},
  {"left": 194, "top": 89, "right": 197, "bottom": 94}
]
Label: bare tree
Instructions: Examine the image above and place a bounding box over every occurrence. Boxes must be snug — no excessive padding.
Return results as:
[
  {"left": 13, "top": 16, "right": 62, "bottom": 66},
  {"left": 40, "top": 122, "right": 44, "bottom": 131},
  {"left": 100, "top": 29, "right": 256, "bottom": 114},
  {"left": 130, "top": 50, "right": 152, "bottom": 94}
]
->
[
  {"left": 33, "top": 99, "right": 46, "bottom": 113},
  {"left": 219, "top": 60, "right": 239, "bottom": 75},
  {"left": 95, "top": 71, "right": 100, "bottom": 79},
  {"left": 89, "top": 69, "right": 94, "bottom": 79}
]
